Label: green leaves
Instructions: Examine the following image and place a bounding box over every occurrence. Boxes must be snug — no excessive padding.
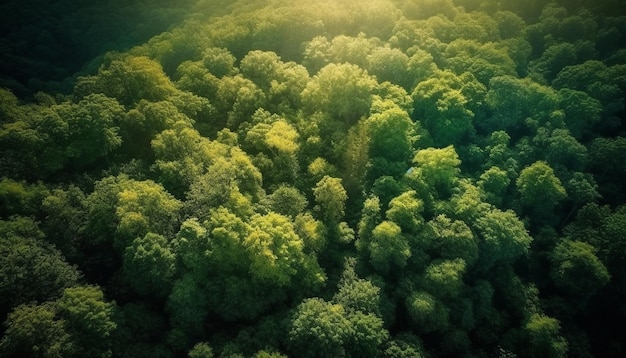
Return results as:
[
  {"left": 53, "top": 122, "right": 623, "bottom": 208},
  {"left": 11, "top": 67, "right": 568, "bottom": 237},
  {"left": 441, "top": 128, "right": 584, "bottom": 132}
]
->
[
  {"left": 2, "top": 1, "right": 626, "bottom": 357},
  {"left": 516, "top": 161, "right": 566, "bottom": 217},
  {"left": 302, "top": 63, "right": 377, "bottom": 125},
  {"left": 369, "top": 221, "right": 411, "bottom": 273},
  {"left": 0, "top": 286, "right": 118, "bottom": 358},
  {"left": 313, "top": 176, "right": 347, "bottom": 223},
  {"left": 474, "top": 209, "right": 532, "bottom": 270},
  {"left": 57, "top": 286, "right": 117, "bottom": 357},
  {"left": 411, "top": 146, "right": 461, "bottom": 198},
  {"left": 524, "top": 313, "right": 568, "bottom": 358},
  {"left": 0, "top": 218, "right": 80, "bottom": 315},
  {"left": 246, "top": 213, "right": 304, "bottom": 286},
  {"left": 550, "top": 239, "right": 610, "bottom": 299},
  {"left": 0, "top": 303, "right": 74, "bottom": 358},
  {"left": 123, "top": 233, "right": 176, "bottom": 298},
  {"left": 288, "top": 262, "right": 389, "bottom": 358},
  {"left": 288, "top": 298, "right": 351, "bottom": 358}
]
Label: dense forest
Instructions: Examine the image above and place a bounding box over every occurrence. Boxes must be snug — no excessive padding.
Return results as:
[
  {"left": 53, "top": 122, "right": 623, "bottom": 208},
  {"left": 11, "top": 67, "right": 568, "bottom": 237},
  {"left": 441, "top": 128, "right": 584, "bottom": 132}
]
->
[{"left": 1, "top": 0, "right": 626, "bottom": 357}]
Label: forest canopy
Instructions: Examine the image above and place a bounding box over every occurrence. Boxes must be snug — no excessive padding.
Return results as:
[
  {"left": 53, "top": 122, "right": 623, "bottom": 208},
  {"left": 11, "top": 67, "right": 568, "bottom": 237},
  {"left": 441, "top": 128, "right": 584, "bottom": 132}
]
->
[{"left": 1, "top": 0, "right": 626, "bottom": 357}]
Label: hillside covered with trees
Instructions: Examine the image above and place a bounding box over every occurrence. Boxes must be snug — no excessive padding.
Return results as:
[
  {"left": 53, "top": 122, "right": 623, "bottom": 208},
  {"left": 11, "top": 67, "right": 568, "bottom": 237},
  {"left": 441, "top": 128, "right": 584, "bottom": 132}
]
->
[{"left": 1, "top": 0, "right": 626, "bottom": 357}]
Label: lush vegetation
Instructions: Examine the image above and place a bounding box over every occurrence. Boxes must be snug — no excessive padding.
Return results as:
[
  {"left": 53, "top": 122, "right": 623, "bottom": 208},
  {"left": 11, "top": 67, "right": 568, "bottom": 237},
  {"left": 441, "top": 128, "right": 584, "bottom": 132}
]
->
[{"left": 1, "top": 0, "right": 625, "bottom": 357}]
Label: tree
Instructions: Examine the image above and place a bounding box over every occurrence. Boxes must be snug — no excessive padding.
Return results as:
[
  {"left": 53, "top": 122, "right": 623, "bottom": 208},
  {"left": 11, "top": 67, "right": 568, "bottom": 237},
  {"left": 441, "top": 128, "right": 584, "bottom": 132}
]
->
[
  {"left": 326, "top": 34, "right": 380, "bottom": 69},
  {"left": 383, "top": 334, "right": 427, "bottom": 358},
  {"left": 474, "top": 209, "right": 532, "bottom": 271},
  {"left": 529, "top": 42, "right": 582, "bottom": 82},
  {"left": 558, "top": 88, "right": 602, "bottom": 140},
  {"left": 0, "top": 303, "right": 74, "bottom": 358},
  {"left": 185, "top": 157, "right": 257, "bottom": 219},
  {"left": 552, "top": 60, "right": 623, "bottom": 129},
  {"left": 302, "top": 63, "right": 377, "bottom": 126},
  {"left": 288, "top": 298, "right": 351, "bottom": 358},
  {"left": 55, "top": 94, "right": 124, "bottom": 169},
  {"left": 240, "top": 50, "right": 310, "bottom": 112},
  {"left": 405, "top": 291, "right": 449, "bottom": 334},
  {"left": 478, "top": 166, "right": 511, "bottom": 207},
  {"left": 56, "top": 286, "right": 118, "bottom": 358},
  {"left": 386, "top": 190, "right": 424, "bottom": 234},
  {"left": 245, "top": 212, "right": 323, "bottom": 288},
  {"left": 444, "top": 40, "right": 517, "bottom": 85},
  {"left": 366, "top": 102, "right": 415, "bottom": 181},
  {"left": 543, "top": 128, "right": 587, "bottom": 172},
  {"left": 201, "top": 47, "right": 237, "bottom": 78},
  {"left": 411, "top": 146, "right": 461, "bottom": 198},
  {"left": 333, "top": 258, "right": 382, "bottom": 316},
  {"left": 288, "top": 293, "right": 388, "bottom": 358},
  {"left": 0, "top": 218, "right": 80, "bottom": 319},
  {"left": 74, "top": 55, "right": 177, "bottom": 106},
  {"left": 122, "top": 232, "right": 176, "bottom": 298},
  {"left": 421, "top": 258, "right": 467, "bottom": 300},
  {"left": 188, "top": 343, "right": 213, "bottom": 358},
  {"left": 516, "top": 161, "right": 566, "bottom": 220},
  {"left": 589, "top": 137, "right": 626, "bottom": 205},
  {"left": 166, "top": 274, "right": 209, "bottom": 347},
  {"left": 411, "top": 70, "right": 481, "bottom": 146},
  {"left": 151, "top": 122, "right": 212, "bottom": 196},
  {"left": 493, "top": 11, "right": 526, "bottom": 39},
  {"left": 81, "top": 175, "right": 181, "bottom": 284},
  {"left": 368, "top": 220, "right": 411, "bottom": 274},
  {"left": 427, "top": 214, "right": 478, "bottom": 266},
  {"left": 0, "top": 93, "right": 124, "bottom": 178},
  {"left": 550, "top": 239, "right": 610, "bottom": 301},
  {"left": 344, "top": 310, "right": 389, "bottom": 357},
  {"left": 41, "top": 186, "right": 87, "bottom": 263},
  {"left": 0, "top": 178, "right": 49, "bottom": 218},
  {"left": 313, "top": 176, "right": 347, "bottom": 223},
  {"left": 264, "top": 185, "right": 308, "bottom": 218},
  {"left": 115, "top": 180, "right": 181, "bottom": 248},
  {"left": 484, "top": 75, "right": 560, "bottom": 136},
  {"left": 367, "top": 47, "right": 412, "bottom": 90},
  {"left": 215, "top": 74, "right": 266, "bottom": 130},
  {"left": 524, "top": 313, "right": 568, "bottom": 358}
]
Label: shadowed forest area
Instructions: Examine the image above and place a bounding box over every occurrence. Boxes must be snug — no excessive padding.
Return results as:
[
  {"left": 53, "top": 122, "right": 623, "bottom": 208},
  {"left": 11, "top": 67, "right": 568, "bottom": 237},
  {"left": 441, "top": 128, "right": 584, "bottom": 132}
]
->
[{"left": 1, "top": 0, "right": 626, "bottom": 357}]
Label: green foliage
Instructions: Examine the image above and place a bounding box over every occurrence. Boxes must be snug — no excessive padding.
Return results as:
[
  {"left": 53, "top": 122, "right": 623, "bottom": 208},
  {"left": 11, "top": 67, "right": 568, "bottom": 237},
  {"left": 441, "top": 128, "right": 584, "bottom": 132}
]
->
[
  {"left": 386, "top": 190, "right": 424, "bottom": 233},
  {"left": 427, "top": 214, "right": 478, "bottom": 266},
  {"left": 246, "top": 213, "right": 313, "bottom": 286},
  {"left": 84, "top": 175, "right": 182, "bottom": 251},
  {"left": 411, "top": 145, "right": 461, "bottom": 197},
  {"left": 0, "top": 303, "right": 74, "bottom": 358},
  {"left": 412, "top": 70, "right": 481, "bottom": 146},
  {"left": 0, "top": 178, "right": 49, "bottom": 217},
  {"left": 369, "top": 221, "right": 411, "bottom": 273},
  {"left": 122, "top": 232, "right": 176, "bottom": 298},
  {"left": 313, "top": 176, "right": 347, "bottom": 223},
  {"left": 188, "top": 342, "right": 214, "bottom": 358},
  {"left": 75, "top": 55, "right": 177, "bottom": 106},
  {"left": 421, "top": 258, "right": 467, "bottom": 299},
  {"left": 366, "top": 101, "right": 415, "bottom": 181},
  {"left": 0, "top": 218, "right": 81, "bottom": 318},
  {"left": 550, "top": 239, "right": 610, "bottom": 300},
  {"left": 302, "top": 63, "right": 377, "bottom": 125},
  {"left": 406, "top": 291, "right": 450, "bottom": 333},
  {"left": 524, "top": 313, "right": 568, "bottom": 358},
  {"left": 474, "top": 209, "right": 532, "bottom": 270},
  {"left": 56, "top": 286, "right": 118, "bottom": 358},
  {"left": 288, "top": 298, "right": 351, "bottom": 358},
  {"left": 264, "top": 185, "right": 308, "bottom": 218},
  {"left": 0, "top": 285, "right": 118, "bottom": 358},
  {"left": 2, "top": 1, "right": 626, "bottom": 357},
  {"left": 516, "top": 161, "right": 566, "bottom": 218},
  {"left": 484, "top": 75, "right": 560, "bottom": 135}
]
